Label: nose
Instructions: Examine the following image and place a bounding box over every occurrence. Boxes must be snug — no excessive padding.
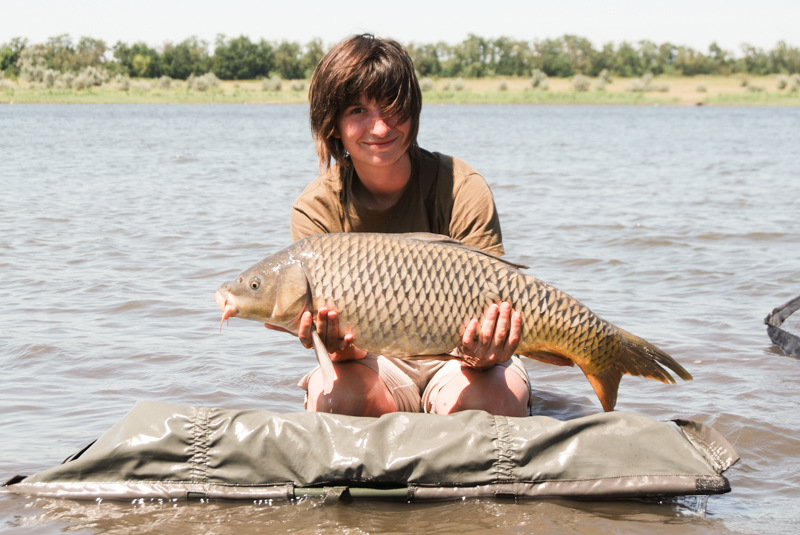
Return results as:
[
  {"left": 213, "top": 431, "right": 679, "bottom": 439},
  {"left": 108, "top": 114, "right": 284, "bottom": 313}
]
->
[{"left": 370, "top": 115, "right": 391, "bottom": 136}]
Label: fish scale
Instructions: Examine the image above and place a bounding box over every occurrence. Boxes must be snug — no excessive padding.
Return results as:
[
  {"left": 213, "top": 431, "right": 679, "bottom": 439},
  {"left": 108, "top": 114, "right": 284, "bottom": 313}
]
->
[{"left": 215, "top": 232, "right": 693, "bottom": 411}]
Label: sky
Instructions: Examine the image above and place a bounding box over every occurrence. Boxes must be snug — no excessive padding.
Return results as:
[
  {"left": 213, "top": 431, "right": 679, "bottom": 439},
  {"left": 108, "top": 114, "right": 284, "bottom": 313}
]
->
[{"left": 2, "top": 0, "right": 798, "bottom": 54}]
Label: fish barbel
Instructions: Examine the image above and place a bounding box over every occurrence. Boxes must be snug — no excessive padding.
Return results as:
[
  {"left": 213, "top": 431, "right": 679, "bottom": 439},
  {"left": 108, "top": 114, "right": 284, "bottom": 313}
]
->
[{"left": 214, "top": 233, "right": 692, "bottom": 411}]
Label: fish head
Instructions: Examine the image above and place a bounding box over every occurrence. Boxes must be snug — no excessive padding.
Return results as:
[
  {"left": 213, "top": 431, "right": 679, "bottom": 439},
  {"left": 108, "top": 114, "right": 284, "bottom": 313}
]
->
[{"left": 214, "top": 249, "right": 310, "bottom": 335}]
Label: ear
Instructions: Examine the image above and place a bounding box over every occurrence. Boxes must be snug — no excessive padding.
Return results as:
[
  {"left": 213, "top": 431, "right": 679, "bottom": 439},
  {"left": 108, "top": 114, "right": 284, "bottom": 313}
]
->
[{"left": 332, "top": 125, "right": 341, "bottom": 139}]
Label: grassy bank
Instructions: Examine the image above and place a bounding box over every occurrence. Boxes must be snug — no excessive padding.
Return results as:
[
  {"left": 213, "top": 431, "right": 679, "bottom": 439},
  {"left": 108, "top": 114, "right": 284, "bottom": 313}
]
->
[{"left": 2, "top": 75, "right": 799, "bottom": 105}]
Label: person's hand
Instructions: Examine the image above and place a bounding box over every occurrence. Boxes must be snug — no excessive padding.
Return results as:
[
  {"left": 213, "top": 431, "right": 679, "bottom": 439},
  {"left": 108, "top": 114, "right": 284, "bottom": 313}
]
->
[
  {"left": 460, "top": 302, "right": 522, "bottom": 369},
  {"left": 267, "top": 307, "right": 364, "bottom": 361}
]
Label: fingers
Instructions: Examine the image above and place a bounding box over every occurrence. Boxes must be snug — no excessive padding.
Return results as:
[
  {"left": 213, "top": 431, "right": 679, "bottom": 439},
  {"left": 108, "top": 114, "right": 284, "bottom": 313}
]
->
[
  {"left": 493, "top": 302, "right": 511, "bottom": 348},
  {"left": 298, "top": 311, "right": 314, "bottom": 348},
  {"left": 479, "top": 304, "right": 499, "bottom": 348},
  {"left": 460, "top": 302, "right": 521, "bottom": 368},
  {"left": 505, "top": 310, "right": 522, "bottom": 354}
]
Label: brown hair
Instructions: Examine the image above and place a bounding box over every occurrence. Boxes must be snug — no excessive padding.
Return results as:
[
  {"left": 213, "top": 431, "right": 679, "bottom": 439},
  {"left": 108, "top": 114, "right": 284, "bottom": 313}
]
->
[{"left": 308, "top": 34, "right": 422, "bottom": 170}]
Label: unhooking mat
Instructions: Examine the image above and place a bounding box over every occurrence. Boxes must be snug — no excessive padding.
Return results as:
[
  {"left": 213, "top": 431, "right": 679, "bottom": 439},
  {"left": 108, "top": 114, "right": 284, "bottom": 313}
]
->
[{"left": 3, "top": 401, "right": 738, "bottom": 502}]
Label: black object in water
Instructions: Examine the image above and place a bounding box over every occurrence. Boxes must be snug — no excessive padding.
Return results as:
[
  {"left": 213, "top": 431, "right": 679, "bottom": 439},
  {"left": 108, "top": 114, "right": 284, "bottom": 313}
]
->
[{"left": 765, "top": 294, "right": 800, "bottom": 356}]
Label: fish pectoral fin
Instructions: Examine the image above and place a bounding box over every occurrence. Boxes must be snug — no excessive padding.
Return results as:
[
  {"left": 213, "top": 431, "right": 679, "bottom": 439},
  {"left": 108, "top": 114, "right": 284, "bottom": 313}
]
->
[
  {"left": 584, "top": 367, "right": 623, "bottom": 413},
  {"left": 521, "top": 349, "right": 575, "bottom": 367},
  {"left": 311, "top": 330, "right": 337, "bottom": 395}
]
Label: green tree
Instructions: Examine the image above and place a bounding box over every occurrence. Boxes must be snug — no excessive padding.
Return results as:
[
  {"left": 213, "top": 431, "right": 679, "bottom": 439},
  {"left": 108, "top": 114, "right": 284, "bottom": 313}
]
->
[
  {"left": 301, "top": 38, "right": 325, "bottom": 79},
  {"left": 75, "top": 37, "right": 107, "bottom": 69},
  {"left": 593, "top": 42, "right": 616, "bottom": 76},
  {"left": 113, "top": 41, "right": 162, "bottom": 77},
  {"left": 535, "top": 37, "right": 573, "bottom": 77},
  {"left": 770, "top": 41, "right": 800, "bottom": 74},
  {"left": 613, "top": 41, "right": 641, "bottom": 77},
  {"left": 0, "top": 37, "right": 27, "bottom": 76},
  {"left": 162, "top": 37, "right": 211, "bottom": 79},
  {"left": 707, "top": 42, "right": 733, "bottom": 74},
  {"left": 212, "top": 34, "right": 273, "bottom": 79},
  {"left": 491, "top": 37, "right": 531, "bottom": 76},
  {"left": 739, "top": 44, "right": 771, "bottom": 74},
  {"left": 561, "top": 34, "right": 596, "bottom": 75},
  {"left": 273, "top": 40, "right": 303, "bottom": 79},
  {"left": 44, "top": 34, "right": 76, "bottom": 71},
  {"left": 408, "top": 42, "right": 441, "bottom": 76}
]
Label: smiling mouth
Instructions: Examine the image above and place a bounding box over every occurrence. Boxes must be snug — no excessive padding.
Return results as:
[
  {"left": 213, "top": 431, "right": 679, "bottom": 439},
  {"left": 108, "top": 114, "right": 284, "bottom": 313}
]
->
[{"left": 364, "top": 137, "right": 399, "bottom": 148}]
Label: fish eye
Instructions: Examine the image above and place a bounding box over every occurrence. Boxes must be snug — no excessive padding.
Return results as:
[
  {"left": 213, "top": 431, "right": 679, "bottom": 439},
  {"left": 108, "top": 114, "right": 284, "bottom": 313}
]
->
[{"left": 249, "top": 277, "right": 261, "bottom": 290}]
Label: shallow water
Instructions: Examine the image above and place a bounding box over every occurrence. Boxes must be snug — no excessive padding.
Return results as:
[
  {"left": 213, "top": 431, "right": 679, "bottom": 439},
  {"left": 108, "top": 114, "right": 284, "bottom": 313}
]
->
[{"left": 1, "top": 103, "right": 799, "bottom": 534}]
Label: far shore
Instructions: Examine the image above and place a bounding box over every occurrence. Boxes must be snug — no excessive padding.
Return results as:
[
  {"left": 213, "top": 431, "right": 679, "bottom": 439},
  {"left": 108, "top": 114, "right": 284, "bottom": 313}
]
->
[{"left": 2, "top": 75, "right": 799, "bottom": 106}]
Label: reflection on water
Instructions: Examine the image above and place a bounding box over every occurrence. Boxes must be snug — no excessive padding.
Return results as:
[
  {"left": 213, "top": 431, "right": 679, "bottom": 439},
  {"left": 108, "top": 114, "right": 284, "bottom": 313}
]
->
[{"left": 1, "top": 104, "right": 799, "bottom": 534}]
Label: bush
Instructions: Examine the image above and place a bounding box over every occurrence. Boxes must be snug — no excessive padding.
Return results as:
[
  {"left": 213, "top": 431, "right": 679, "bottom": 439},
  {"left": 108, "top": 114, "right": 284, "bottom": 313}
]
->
[
  {"left": 419, "top": 77, "right": 435, "bottom": 91},
  {"left": 131, "top": 79, "right": 151, "bottom": 92},
  {"left": 261, "top": 74, "right": 282, "bottom": 91},
  {"left": 627, "top": 72, "right": 669, "bottom": 92},
  {"left": 453, "top": 77, "right": 465, "bottom": 91},
  {"left": 73, "top": 66, "right": 109, "bottom": 89},
  {"left": 58, "top": 71, "right": 75, "bottom": 88},
  {"left": 190, "top": 72, "right": 221, "bottom": 91},
  {"left": 531, "top": 68, "right": 547, "bottom": 88},
  {"left": 598, "top": 68, "right": 612, "bottom": 83},
  {"left": 745, "top": 82, "right": 765, "bottom": 93},
  {"left": 498, "top": 79, "right": 508, "bottom": 91},
  {"left": 776, "top": 75, "right": 788, "bottom": 90},
  {"left": 790, "top": 74, "right": 800, "bottom": 92},
  {"left": 157, "top": 75, "right": 171, "bottom": 89},
  {"left": 572, "top": 74, "right": 591, "bottom": 91},
  {"left": 696, "top": 82, "right": 707, "bottom": 92},
  {"left": 289, "top": 80, "right": 305, "bottom": 91},
  {"left": 43, "top": 69, "right": 58, "bottom": 88},
  {"left": 595, "top": 78, "right": 607, "bottom": 91}
]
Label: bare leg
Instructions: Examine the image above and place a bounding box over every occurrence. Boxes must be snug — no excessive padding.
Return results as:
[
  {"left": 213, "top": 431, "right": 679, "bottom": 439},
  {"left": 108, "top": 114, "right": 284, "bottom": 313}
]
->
[
  {"left": 306, "top": 361, "right": 397, "bottom": 417},
  {"left": 434, "top": 365, "right": 529, "bottom": 417}
]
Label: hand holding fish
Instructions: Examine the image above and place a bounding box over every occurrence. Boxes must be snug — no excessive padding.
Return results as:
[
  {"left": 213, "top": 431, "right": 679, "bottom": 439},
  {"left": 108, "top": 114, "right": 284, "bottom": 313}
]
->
[
  {"left": 460, "top": 302, "right": 522, "bottom": 369},
  {"left": 297, "top": 307, "right": 364, "bottom": 361}
]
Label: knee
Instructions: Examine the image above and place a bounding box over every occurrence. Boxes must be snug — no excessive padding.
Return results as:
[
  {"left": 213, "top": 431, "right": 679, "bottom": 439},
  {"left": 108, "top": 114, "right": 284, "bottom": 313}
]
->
[
  {"left": 306, "top": 361, "right": 397, "bottom": 417},
  {"left": 435, "top": 365, "right": 529, "bottom": 417}
]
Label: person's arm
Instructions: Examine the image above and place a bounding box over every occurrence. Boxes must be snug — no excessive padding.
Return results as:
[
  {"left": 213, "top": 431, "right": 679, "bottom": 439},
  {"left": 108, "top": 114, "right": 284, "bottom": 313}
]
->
[{"left": 448, "top": 167, "right": 520, "bottom": 367}]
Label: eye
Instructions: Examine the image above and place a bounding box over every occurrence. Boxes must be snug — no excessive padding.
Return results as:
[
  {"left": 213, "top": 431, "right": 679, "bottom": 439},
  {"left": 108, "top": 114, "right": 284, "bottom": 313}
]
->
[{"left": 249, "top": 277, "right": 261, "bottom": 290}]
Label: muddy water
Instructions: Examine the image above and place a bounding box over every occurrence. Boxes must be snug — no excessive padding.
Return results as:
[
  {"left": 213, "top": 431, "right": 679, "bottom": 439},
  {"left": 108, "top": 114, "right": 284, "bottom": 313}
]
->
[{"left": 1, "top": 104, "right": 799, "bottom": 534}]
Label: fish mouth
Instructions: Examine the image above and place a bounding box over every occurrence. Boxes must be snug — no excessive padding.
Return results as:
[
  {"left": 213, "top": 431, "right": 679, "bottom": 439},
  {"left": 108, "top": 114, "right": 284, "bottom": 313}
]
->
[{"left": 214, "top": 290, "right": 239, "bottom": 331}]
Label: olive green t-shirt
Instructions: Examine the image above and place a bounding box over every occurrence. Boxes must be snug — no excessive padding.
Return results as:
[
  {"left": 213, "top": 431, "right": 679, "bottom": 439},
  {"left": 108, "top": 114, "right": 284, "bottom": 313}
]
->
[{"left": 290, "top": 149, "right": 504, "bottom": 256}]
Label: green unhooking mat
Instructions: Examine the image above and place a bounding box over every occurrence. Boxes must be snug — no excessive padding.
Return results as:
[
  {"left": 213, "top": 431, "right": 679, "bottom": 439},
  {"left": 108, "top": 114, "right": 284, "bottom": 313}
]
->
[{"left": 3, "top": 401, "right": 738, "bottom": 502}]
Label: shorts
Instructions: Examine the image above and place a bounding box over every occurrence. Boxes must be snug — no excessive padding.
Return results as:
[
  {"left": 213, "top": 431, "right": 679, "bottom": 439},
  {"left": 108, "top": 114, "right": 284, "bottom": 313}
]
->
[{"left": 298, "top": 355, "right": 531, "bottom": 414}]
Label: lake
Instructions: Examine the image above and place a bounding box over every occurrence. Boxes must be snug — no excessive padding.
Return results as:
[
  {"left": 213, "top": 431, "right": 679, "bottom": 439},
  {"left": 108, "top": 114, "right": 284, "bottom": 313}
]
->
[{"left": 1, "top": 103, "right": 799, "bottom": 534}]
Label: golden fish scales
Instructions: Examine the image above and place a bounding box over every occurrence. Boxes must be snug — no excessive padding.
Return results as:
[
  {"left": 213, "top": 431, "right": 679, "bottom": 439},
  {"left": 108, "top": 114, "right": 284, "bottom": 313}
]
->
[{"left": 215, "top": 232, "right": 692, "bottom": 411}]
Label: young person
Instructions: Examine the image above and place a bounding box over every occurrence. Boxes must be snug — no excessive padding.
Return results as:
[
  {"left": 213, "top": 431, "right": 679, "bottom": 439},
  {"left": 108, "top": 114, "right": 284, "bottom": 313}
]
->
[{"left": 274, "top": 34, "right": 530, "bottom": 417}]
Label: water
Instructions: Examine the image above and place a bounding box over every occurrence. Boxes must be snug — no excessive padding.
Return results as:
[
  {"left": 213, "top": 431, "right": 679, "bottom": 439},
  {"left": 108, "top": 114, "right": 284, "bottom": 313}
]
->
[{"left": 1, "top": 103, "right": 799, "bottom": 534}]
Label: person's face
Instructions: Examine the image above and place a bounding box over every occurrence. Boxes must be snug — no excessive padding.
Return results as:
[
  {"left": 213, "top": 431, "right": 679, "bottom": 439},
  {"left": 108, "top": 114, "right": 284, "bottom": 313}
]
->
[{"left": 334, "top": 97, "right": 411, "bottom": 172}]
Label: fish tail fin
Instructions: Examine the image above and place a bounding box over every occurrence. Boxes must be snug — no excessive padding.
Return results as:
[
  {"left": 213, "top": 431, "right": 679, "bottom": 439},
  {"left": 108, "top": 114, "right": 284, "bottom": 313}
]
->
[
  {"left": 616, "top": 328, "right": 693, "bottom": 384},
  {"left": 584, "top": 329, "right": 693, "bottom": 412}
]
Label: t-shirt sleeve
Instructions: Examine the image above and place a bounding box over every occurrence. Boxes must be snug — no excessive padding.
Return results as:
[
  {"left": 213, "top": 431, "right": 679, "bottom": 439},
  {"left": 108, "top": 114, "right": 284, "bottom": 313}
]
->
[
  {"left": 449, "top": 171, "right": 505, "bottom": 256},
  {"left": 290, "top": 201, "right": 330, "bottom": 242},
  {"left": 289, "top": 176, "right": 343, "bottom": 242}
]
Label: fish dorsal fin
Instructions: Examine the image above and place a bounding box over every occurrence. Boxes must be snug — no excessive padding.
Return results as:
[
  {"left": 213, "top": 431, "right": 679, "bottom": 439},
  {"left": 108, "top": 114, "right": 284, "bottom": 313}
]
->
[{"left": 401, "top": 232, "right": 529, "bottom": 270}]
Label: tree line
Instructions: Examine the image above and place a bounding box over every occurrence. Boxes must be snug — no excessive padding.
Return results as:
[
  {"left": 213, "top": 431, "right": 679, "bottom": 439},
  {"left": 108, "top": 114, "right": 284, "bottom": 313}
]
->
[{"left": 2, "top": 33, "right": 799, "bottom": 81}]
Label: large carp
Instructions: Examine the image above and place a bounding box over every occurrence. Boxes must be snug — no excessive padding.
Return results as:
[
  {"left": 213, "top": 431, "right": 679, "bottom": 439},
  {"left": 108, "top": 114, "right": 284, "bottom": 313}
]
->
[{"left": 214, "top": 233, "right": 692, "bottom": 411}]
